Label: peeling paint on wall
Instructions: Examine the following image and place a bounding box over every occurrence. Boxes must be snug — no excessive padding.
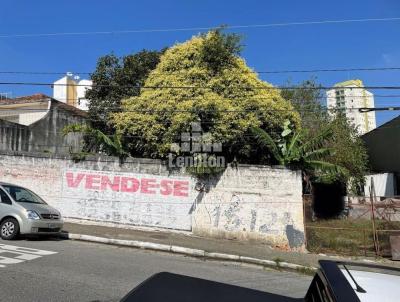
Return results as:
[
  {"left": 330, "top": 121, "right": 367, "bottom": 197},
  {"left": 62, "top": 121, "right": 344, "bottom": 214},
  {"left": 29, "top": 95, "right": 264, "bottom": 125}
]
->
[
  {"left": 0, "top": 154, "right": 194, "bottom": 231},
  {"left": 0, "top": 153, "right": 305, "bottom": 248},
  {"left": 61, "top": 169, "right": 194, "bottom": 230},
  {"left": 192, "top": 166, "right": 305, "bottom": 249}
]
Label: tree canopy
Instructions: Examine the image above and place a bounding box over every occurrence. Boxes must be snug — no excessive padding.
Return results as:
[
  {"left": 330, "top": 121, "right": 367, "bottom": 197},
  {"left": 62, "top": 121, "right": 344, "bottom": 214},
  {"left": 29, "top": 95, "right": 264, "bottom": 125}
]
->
[
  {"left": 78, "top": 32, "right": 368, "bottom": 191},
  {"left": 86, "top": 49, "right": 165, "bottom": 132},
  {"left": 322, "top": 114, "right": 369, "bottom": 192},
  {"left": 281, "top": 78, "right": 327, "bottom": 135},
  {"left": 112, "top": 30, "right": 300, "bottom": 159}
]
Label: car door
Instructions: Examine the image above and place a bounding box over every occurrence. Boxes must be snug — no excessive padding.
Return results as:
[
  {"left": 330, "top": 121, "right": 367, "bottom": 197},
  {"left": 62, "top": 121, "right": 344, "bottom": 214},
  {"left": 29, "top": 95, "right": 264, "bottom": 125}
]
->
[{"left": 0, "top": 187, "right": 14, "bottom": 220}]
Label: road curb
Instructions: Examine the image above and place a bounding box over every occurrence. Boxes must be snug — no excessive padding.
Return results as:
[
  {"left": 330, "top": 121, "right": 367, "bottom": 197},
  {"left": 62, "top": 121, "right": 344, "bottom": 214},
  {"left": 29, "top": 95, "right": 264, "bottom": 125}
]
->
[{"left": 61, "top": 232, "right": 317, "bottom": 273}]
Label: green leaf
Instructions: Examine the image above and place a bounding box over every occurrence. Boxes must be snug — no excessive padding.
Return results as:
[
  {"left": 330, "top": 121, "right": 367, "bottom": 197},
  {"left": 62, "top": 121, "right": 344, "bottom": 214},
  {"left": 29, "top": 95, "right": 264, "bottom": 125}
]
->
[
  {"left": 281, "top": 128, "right": 292, "bottom": 137},
  {"left": 304, "top": 148, "right": 334, "bottom": 160},
  {"left": 250, "top": 127, "right": 283, "bottom": 164},
  {"left": 306, "top": 160, "right": 347, "bottom": 174}
]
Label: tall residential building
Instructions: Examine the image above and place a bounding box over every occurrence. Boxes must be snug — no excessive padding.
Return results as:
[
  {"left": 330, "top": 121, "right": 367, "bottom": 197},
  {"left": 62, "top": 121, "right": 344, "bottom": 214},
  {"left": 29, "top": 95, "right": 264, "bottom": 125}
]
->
[
  {"left": 326, "top": 79, "right": 376, "bottom": 135},
  {"left": 53, "top": 73, "right": 92, "bottom": 111}
]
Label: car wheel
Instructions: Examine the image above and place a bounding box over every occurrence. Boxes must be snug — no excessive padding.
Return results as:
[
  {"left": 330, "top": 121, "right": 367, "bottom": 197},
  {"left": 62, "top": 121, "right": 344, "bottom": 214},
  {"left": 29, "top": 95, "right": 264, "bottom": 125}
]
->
[{"left": 0, "top": 218, "right": 20, "bottom": 240}]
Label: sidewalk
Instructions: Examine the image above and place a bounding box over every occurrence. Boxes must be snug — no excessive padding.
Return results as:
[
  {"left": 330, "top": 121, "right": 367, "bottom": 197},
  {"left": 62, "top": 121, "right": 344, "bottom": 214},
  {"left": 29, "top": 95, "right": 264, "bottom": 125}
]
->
[{"left": 63, "top": 221, "right": 400, "bottom": 271}]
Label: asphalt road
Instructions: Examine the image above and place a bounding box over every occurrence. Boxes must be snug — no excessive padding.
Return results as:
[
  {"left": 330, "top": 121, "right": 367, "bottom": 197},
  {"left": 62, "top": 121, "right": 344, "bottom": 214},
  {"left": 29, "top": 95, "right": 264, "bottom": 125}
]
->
[{"left": 0, "top": 237, "right": 311, "bottom": 302}]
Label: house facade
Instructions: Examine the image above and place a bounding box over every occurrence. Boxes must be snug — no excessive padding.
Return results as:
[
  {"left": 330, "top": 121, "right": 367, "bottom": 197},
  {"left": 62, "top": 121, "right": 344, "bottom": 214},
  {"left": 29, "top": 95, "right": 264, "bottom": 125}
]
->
[{"left": 0, "top": 94, "right": 87, "bottom": 155}]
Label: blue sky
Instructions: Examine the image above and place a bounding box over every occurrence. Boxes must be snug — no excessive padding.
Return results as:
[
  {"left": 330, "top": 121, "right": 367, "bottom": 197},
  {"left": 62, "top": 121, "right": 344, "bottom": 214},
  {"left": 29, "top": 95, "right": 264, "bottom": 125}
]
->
[{"left": 0, "top": 0, "right": 399, "bottom": 125}]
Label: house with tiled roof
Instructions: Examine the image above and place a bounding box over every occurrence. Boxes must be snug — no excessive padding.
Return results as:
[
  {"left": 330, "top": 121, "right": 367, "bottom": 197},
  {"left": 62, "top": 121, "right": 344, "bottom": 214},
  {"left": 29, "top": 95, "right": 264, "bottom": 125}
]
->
[{"left": 0, "top": 94, "right": 87, "bottom": 154}]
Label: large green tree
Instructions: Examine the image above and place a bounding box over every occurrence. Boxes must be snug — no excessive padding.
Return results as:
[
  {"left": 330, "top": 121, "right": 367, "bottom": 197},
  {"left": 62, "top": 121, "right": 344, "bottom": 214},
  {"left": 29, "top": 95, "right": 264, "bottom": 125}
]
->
[
  {"left": 322, "top": 114, "right": 369, "bottom": 192},
  {"left": 86, "top": 49, "right": 165, "bottom": 132},
  {"left": 112, "top": 30, "right": 300, "bottom": 160}
]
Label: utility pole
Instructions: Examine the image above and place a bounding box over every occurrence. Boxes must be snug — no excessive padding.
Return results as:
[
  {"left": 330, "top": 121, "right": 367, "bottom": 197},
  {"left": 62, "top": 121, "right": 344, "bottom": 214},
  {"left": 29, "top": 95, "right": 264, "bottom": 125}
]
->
[{"left": 369, "top": 178, "right": 380, "bottom": 256}]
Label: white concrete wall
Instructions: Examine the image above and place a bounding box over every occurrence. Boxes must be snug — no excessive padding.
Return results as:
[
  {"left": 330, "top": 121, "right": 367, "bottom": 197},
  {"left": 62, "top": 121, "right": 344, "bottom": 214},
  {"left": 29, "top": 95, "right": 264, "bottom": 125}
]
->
[
  {"left": 193, "top": 165, "right": 305, "bottom": 249},
  {"left": 0, "top": 154, "right": 194, "bottom": 231},
  {"left": 53, "top": 76, "right": 69, "bottom": 103},
  {"left": 0, "top": 103, "right": 49, "bottom": 126},
  {"left": 76, "top": 79, "right": 92, "bottom": 111},
  {"left": 0, "top": 153, "right": 305, "bottom": 248},
  {"left": 18, "top": 112, "right": 48, "bottom": 126},
  {"left": 364, "top": 173, "right": 395, "bottom": 197}
]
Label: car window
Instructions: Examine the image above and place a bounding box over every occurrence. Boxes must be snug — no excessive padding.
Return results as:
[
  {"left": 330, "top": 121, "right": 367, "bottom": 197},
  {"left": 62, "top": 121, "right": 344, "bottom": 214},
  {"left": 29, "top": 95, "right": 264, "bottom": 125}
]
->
[
  {"left": 0, "top": 189, "right": 12, "bottom": 204},
  {"left": 2, "top": 185, "right": 46, "bottom": 204}
]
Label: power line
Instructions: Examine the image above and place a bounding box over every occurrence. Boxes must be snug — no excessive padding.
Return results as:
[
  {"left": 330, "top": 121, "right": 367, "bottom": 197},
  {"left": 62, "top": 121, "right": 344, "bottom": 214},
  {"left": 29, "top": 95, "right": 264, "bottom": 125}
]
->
[
  {"left": 0, "top": 106, "right": 392, "bottom": 113},
  {"left": 0, "top": 130, "right": 328, "bottom": 142},
  {"left": 1, "top": 17, "right": 400, "bottom": 38},
  {"left": 3, "top": 122, "right": 400, "bottom": 146},
  {"left": 0, "top": 107, "right": 398, "bottom": 135},
  {"left": 359, "top": 106, "right": 400, "bottom": 112},
  {"left": 3, "top": 95, "right": 400, "bottom": 104},
  {"left": 0, "top": 118, "right": 400, "bottom": 143},
  {"left": 0, "top": 113, "right": 320, "bottom": 126},
  {"left": 260, "top": 67, "right": 400, "bottom": 74},
  {"left": 1, "top": 81, "right": 400, "bottom": 90},
  {"left": 1, "top": 66, "right": 400, "bottom": 76}
]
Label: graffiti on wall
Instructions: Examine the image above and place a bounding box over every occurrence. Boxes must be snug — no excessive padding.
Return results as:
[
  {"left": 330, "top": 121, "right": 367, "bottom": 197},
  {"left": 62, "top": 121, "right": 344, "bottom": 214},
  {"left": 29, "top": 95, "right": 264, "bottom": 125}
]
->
[
  {"left": 61, "top": 169, "right": 194, "bottom": 230},
  {"left": 0, "top": 155, "right": 305, "bottom": 247},
  {"left": 199, "top": 192, "right": 305, "bottom": 248},
  {"left": 0, "top": 163, "right": 62, "bottom": 206}
]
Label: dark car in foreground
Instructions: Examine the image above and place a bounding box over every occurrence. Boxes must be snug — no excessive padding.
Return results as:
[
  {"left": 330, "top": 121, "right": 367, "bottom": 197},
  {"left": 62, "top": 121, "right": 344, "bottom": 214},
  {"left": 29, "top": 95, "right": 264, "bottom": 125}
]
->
[{"left": 120, "top": 260, "right": 400, "bottom": 302}]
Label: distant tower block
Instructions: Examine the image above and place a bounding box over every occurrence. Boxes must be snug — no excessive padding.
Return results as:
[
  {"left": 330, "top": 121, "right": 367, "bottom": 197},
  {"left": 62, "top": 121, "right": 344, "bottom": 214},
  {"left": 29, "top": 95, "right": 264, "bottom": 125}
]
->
[{"left": 326, "top": 79, "right": 376, "bottom": 135}]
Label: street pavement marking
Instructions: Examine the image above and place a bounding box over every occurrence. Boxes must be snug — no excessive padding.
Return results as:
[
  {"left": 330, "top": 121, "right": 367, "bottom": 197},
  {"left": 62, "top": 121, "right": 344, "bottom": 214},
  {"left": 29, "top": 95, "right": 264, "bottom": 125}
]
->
[
  {"left": 0, "top": 244, "right": 57, "bottom": 268},
  {"left": 0, "top": 255, "right": 23, "bottom": 264},
  {"left": 0, "top": 250, "right": 42, "bottom": 260},
  {"left": 0, "top": 244, "right": 57, "bottom": 255}
]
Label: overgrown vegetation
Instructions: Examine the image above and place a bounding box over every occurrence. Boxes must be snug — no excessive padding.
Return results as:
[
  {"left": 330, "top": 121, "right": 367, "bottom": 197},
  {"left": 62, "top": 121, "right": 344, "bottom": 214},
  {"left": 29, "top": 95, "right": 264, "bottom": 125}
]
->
[
  {"left": 306, "top": 219, "right": 400, "bottom": 256},
  {"left": 251, "top": 121, "right": 346, "bottom": 183},
  {"left": 112, "top": 30, "right": 299, "bottom": 161},
  {"left": 86, "top": 49, "right": 165, "bottom": 133},
  {"left": 73, "top": 30, "right": 368, "bottom": 184},
  {"left": 199, "top": 28, "right": 243, "bottom": 73},
  {"left": 63, "top": 124, "right": 128, "bottom": 159},
  {"left": 281, "top": 79, "right": 369, "bottom": 192},
  {"left": 323, "top": 115, "right": 369, "bottom": 193}
]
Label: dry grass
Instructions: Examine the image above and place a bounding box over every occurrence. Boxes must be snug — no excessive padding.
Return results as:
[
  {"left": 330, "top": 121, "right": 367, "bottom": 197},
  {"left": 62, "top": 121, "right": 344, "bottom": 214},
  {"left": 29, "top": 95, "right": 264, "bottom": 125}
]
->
[{"left": 306, "top": 219, "right": 400, "bottom": 257}]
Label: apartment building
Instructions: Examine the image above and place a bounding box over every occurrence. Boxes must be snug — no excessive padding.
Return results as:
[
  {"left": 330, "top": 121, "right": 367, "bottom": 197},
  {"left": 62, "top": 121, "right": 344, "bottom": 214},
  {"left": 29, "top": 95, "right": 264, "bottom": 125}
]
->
[{"left": 326, "top": 79, "right": 376, "bottom": 135}]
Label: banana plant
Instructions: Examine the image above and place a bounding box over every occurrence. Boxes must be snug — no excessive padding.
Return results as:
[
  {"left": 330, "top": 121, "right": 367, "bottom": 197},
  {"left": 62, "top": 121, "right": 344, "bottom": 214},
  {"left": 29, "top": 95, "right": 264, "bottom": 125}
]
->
[
  {"left": 63, "top": 124, "right": 129, "bottom": 159},
  {"left": 250, "top": 122, "right": 347, "bottom": 176}
]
